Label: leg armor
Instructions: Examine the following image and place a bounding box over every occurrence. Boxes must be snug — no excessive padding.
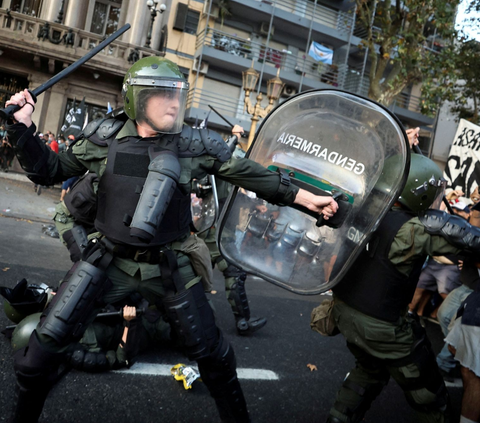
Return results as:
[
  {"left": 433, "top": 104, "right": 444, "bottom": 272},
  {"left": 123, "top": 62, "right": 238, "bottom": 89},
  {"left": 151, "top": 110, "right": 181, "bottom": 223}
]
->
[
  {"left": 162, "top": 282, "right": 218, "bottom": 360},
  {"left": 39, "top": 261, "right": 112, "bottom": 345},
  {"left": 163, "top": 282, "right": 250, "bottom": 422},
  {"left": 197, "top": 332, "right": 251, "bottom": 423},
  {"left": 387, "top": 337, "right": 451, "bottom": 422},
  {"left": 12, "top": 331, "right": 64, "bottom": 423},
  {"left": 221, "top": 260, "right": 267, "bottom": 335},
  {"left": 327, "top": 342, "right": 390, "bottom": 423}
]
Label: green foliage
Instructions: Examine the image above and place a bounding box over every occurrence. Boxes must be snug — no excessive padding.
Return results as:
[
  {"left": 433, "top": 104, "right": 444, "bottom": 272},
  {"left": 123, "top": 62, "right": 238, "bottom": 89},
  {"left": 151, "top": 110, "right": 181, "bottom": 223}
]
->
[
  {"left": 355, "top": 0, "right": 460, "bottom": 112},
  {"left": 448, "top": 39, "right": 480, "bottom": 124}
]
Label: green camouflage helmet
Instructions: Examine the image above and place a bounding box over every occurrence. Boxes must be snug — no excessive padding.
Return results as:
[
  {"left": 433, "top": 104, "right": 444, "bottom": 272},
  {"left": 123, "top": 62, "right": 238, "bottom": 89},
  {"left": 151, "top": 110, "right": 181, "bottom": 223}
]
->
[
  {"left": 11, "top": 312, "right": 41, "bottom": 352},
  {"left": 122, "top": 56, "right": 188, "bottom": 120},
  {"left": 398, "top": 154, "right": 444, "bottom": 212}
]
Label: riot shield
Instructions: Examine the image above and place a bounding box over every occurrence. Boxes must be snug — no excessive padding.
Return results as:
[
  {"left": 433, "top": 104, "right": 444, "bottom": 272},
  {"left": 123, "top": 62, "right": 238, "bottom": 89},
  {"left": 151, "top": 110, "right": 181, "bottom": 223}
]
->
[
  {"left": 191, "top": 175, "right": 218, "bottom": 234},
  {"left": 217, "top": 90, "right": 409, "bottom": 295}
]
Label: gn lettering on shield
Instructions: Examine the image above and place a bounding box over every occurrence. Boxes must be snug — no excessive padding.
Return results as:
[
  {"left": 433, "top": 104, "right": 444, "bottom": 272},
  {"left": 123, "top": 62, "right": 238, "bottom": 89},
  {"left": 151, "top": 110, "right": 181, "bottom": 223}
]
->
[{"left": 347, "top": 226, "right": 363, "bottom": 244}]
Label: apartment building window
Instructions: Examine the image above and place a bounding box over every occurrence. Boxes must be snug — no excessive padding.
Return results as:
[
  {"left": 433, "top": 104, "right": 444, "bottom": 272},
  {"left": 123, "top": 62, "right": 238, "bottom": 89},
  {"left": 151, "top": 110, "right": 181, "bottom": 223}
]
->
[
  {"left": 89, "top": 0, "right": 122, "bottom": 36},
  {"left": 10, "top": 0, "right": 43, "bottom": 16},
  {"left": 185, "top": 9, "right": 200, "bottom": 35}
]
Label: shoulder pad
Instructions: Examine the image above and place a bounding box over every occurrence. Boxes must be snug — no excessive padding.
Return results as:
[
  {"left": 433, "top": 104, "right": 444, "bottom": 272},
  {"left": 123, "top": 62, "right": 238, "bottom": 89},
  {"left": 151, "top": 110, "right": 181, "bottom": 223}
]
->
[
  {"left": 85, "top": 118, "right": 124, "bottom": 147},
  {"left": 177, "top": 127, "right": 232, "bottom": 162},
  {"left": 419, "top": 209, "right": 480, "bottom": 252},
  {"left": 83, "top": 117, "right": 106, "bottom": 139}
]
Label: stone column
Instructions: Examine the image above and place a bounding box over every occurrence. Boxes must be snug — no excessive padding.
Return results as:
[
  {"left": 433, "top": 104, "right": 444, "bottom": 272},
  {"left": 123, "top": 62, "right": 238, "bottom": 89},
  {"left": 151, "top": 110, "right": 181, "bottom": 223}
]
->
[
  {"left": 64, "top": 0, "right": 89, "bottom": 29},
  {"left": 124, "top": 1, "right": 151, "bottom": 47},
  {"left": 39, "top": 0, "right": 63, "bottom": 22},
  {"left": 27, "top": 72, "right": 48, "bottom": 131},
  {"left": 42, "top": 82, "right": 68, "bottom": 136}
]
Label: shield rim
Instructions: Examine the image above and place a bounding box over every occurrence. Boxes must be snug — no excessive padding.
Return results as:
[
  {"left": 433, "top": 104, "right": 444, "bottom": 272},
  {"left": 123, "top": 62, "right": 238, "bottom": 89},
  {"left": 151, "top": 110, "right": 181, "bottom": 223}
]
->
[{"left": 217, "top": 88, "right": 411, "bottom": 295}]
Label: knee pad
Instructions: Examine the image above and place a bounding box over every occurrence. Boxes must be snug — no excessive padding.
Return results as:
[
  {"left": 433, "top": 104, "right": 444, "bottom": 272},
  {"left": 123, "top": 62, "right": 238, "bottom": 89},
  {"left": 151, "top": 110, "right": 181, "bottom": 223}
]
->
[
  {"left": 391, "top": 343, "right": 449, "bottom": 413},
  {"left": 39, "top": 261, "right": 112, "bottom": 345},
  {"left": 163, "top": 282, "right": 218, "bottom": 360}
]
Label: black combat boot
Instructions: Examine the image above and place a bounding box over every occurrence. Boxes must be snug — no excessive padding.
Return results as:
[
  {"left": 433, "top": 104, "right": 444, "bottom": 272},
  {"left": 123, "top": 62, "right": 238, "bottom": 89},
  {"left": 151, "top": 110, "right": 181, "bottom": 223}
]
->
[{"left": 236, "top": 315, "right": 267, "bottom": 335}]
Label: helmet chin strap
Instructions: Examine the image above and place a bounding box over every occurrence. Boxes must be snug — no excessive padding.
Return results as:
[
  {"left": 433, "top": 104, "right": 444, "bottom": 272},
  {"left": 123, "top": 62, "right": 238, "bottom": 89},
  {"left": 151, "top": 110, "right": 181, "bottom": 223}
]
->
[{"left": 136, "top": 118, "right": 169, "bottom": 135}]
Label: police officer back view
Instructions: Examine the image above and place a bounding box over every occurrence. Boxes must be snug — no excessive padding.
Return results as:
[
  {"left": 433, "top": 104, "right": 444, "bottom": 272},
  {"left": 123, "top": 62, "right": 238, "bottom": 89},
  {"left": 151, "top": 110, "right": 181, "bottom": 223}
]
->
[{"left": 5, "top": 56, "right": 338, "bottom": 423}]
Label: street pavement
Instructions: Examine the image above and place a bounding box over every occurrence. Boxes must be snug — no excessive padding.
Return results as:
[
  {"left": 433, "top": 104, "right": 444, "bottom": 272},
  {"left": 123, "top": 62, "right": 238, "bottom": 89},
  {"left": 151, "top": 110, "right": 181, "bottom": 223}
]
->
[{"left": 0, "top": 173, "right": 464, "bottom": 423}]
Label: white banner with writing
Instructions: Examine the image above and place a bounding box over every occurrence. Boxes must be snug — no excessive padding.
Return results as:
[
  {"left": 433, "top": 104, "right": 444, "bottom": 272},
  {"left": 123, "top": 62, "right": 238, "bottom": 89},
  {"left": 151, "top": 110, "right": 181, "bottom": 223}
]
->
[{"left": 444, "top": 119, "right": 480, "bottom": 197}]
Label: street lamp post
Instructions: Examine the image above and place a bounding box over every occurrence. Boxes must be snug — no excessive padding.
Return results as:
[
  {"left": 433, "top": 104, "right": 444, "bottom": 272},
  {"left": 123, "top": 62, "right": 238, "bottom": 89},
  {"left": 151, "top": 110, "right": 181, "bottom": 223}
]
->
[
  {"left": 145, "top": 0, "right": 167, "bottom": 49},
  {"left": 55, "top": 0, "right": 66, "bottom": 23},
  {"left": 242, "top": 63, "right": 284, "bottom": 148}
]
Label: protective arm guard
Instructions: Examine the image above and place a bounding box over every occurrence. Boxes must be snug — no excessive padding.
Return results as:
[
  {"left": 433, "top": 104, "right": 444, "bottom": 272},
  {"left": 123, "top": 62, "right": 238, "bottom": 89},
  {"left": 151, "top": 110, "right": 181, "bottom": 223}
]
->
[
  {"left": 62, "top": 225, "right": 89, "bottom": 262},
  {"left": 130, "top": 151, "right": 181, "bottom": 242},
  {"left": 6, "top": 122, "right": 59, "bottom": 185},
  {"left": 419, "top": 209, "right": 480, "bottom": 252}
]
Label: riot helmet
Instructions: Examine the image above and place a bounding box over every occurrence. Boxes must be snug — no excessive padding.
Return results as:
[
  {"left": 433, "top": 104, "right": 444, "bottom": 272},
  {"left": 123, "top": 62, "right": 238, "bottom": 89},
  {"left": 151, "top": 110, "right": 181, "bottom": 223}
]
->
[
  {"left": 1, "top": 279, "right": 54, "bottom": 324},
  {"left": 398, "top": 154, "right": 445, "bottom": 212},
  {"left": 11, "top": 312, "right": 41, "bottom": 352},
  {"left": 122, "top": 56, "right": 189, "bottom": 134}
]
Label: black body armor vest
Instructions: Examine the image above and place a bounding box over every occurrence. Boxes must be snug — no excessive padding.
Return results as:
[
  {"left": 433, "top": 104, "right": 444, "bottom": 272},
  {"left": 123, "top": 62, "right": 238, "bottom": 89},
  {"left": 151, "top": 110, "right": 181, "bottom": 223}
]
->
[
  {"left": 94, "top": 136, "right": 191, "bottom": 247},
  {"left": 333, "top": 210, "right": 425, "bottom": 322}
]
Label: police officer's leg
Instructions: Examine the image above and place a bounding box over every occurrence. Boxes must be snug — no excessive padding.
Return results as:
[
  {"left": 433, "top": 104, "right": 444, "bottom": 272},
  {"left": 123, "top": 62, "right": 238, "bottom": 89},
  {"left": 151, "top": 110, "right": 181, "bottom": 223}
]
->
[
  {"left": 202, "top": 226, "right": 266, "bottom": 335},
  {"left": 326, "top": 342, "right": 390, "bottom": 423},
  {"left": 160, "top": 250, "right": 250, "bottom": 422},
  {"left": 387, "top": 339, "right": 451, "bottom": 423},
  {"left": 12, "top": 260, "right": 111, "bottom": 423},
  {"left": 218, "top": 258, "right": 266, "bottom": 335}
]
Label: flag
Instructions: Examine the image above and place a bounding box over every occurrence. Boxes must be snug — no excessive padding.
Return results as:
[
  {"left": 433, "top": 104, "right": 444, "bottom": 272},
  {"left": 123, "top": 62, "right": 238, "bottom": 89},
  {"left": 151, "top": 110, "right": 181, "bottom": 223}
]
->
[
  {"left": 107, "top": 102, "right": 112, "bottom": 114},
  {"left": 61, "top": 97, "right": 87, "bottom": 138},
  {"left": 444, "top": 119, "right": 480, "bottom": 198},
  {"left": 193, "top": 116, "right": 199, "bottom": 129},
  {"left": 308, "top": 41, "right": 333, "bottom": 65},
  {"left": 198, "top": 111, "right": 210, "bottom": 129}
]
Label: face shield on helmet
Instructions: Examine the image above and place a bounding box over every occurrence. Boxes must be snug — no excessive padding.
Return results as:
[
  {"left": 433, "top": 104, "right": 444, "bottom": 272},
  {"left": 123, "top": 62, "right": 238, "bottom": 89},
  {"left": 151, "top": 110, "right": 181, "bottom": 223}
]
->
[{"left": 133, "top": 83, "right": 188, "bottom": 134}]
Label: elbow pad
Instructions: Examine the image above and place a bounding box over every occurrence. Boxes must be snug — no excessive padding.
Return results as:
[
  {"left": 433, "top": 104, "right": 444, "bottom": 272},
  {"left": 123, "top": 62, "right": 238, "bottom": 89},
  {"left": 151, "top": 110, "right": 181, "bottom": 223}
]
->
[
  {"left": 130, "top": 151, "right": 181, "bottom": 242},
  {"left": 419, "top": 209, "right": 480, "bottom": 252}
]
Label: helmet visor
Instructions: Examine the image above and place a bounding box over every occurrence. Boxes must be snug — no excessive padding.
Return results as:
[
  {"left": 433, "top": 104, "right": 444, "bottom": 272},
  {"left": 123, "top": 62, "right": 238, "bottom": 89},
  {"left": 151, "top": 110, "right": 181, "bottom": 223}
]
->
[{"left": 134, "top": 86, "right": 188, "bottom": 134}]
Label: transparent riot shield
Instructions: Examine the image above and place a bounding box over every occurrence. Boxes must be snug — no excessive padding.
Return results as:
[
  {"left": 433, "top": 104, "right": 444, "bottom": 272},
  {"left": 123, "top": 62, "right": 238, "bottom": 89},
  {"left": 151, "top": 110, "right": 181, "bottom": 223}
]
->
[
  {"left": 191, "top": 175, "right": 218, "bottom": 234},
  {"left": 217, "top": 90, "right": 409, "bottom": 295}
]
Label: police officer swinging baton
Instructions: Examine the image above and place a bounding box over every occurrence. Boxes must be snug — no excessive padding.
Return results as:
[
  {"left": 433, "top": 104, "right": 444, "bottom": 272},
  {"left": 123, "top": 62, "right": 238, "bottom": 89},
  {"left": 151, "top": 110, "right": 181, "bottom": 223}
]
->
[{"left": 0, "top": 23, "right": 131, "bottom": 120}]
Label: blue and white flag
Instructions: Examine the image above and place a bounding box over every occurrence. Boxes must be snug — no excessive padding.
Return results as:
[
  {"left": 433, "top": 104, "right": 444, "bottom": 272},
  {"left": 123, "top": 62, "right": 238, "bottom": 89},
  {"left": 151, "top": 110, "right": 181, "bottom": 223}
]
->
[
  {"left": 107, "top": 102, "right": 112, "bottom": 114},
  {"left": 308, "top": 41, "right": 333, "bottom": 65}
]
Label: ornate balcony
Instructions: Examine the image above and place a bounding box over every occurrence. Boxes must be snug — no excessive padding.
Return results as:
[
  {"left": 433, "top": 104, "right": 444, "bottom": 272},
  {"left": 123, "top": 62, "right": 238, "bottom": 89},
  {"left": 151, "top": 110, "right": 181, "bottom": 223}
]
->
[{"left": 0, "top": 9, "right": 162, "bottom": 76}]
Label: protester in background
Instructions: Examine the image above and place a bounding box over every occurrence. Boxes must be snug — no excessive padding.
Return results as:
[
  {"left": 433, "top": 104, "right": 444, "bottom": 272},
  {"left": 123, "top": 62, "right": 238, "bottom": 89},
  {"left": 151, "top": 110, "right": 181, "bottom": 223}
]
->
[
  {"left": 48, "top": 136, "right": 59, "bottom": 154},
  {"left": 66, "top": 134, "right": 75, "bottom": 148},
  {"left": 57, "top": 135, "right": 66, "bottom": 153},
  {"left": 0, "top": 136, "right": 14, "bottom": 172}
]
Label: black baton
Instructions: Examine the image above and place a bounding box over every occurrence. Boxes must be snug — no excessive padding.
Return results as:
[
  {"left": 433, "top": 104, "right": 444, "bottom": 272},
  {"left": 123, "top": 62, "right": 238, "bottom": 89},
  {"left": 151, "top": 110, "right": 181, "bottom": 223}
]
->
[
  {"left": 208, "top": 105, "right": 247, "bottom": 138},
  {"left": 0, "top": 24, "right": 131, "bottom": 120}
]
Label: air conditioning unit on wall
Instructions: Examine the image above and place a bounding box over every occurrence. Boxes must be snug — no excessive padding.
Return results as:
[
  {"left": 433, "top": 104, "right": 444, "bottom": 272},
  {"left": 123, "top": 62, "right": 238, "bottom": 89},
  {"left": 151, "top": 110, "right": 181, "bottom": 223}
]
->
[
  {"left": 282, "top": 85, "right": 297, "bottom": 97},
  {"left": 193, "top": 59, "right": 209, "bottom": 75},
  {"left": 260, "top": 22, "right": 274, "bottom": 36}
]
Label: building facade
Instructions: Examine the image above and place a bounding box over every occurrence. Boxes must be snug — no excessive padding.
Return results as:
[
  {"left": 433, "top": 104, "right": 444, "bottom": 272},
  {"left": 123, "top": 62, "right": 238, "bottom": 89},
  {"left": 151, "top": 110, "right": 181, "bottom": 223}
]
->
[{"left": 0, "top": 0, "right": 445, "bottom": 162}]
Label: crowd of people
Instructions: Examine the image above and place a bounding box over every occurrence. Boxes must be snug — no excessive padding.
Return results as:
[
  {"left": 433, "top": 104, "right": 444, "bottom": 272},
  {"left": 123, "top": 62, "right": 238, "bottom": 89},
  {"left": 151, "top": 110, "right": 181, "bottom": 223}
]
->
[{"left": 1, "top": 55, "right": 479, "bottom": 423}]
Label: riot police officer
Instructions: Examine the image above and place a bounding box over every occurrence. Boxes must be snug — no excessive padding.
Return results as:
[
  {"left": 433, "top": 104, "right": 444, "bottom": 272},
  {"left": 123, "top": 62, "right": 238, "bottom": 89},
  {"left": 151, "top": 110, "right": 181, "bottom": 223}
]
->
[
  {"left": 324, "top": 154, "right": 480, "bottom": 423},
  {"left": 5, "top": 56, "right": 337, "bottom": 423}
]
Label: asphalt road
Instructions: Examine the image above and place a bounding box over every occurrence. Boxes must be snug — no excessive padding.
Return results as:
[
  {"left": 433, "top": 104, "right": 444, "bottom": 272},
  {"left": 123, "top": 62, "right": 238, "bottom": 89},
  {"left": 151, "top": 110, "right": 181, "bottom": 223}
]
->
[{"left": 0, "top": 175, "right": 464, "bottom": 423}]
